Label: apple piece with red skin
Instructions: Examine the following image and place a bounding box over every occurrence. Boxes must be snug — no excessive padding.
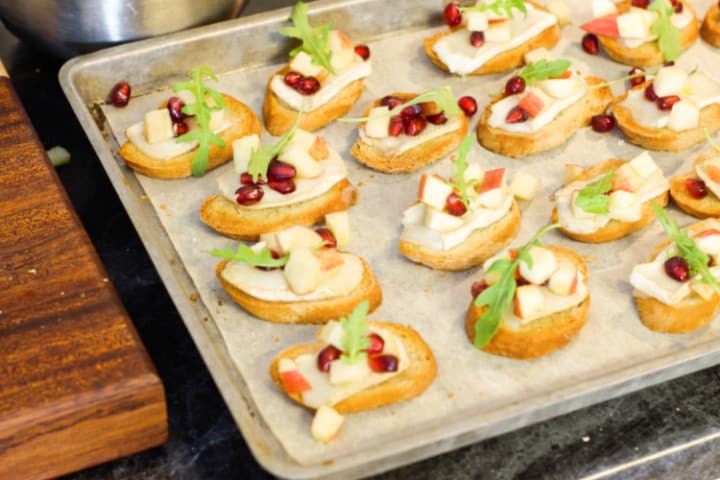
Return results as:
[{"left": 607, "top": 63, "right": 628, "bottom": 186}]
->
[
  {"left": 514, "top": 284, "right": 545, "bottom": 319},
  {"left": 309, "top": 135, "right": 330, "bottom": 161},
  {"left": 517, "top": 91, "right": 545, "bottom": 117},
  {"left": 314, "top": 248, "right": 345, "bottom": 272},
  {"left": 548, "top": 261, "right": 578, "bottom": 296},
  {"left": 693, "top": 228, "right": 720, "bottom": 258},
  {"left": 418, "top": 173, "right": 454, "bottom": 211},
  {"left": 612, "top": 165, "right": 643, "bottom": 193},
  {"left": 518, "top": 246, "right": 558, "bottom": 285},
  {"left": 703, "top": 163, "right": 720, "bottom": 184},
  {"left": 580, "top": 14, "right": 620, "bottom": 38},
  {"left": 477, "top": 168, "right": 508, "bottom": 209},
  {"left": 279, "top": 359, "right": 312, "bottom": 393}
]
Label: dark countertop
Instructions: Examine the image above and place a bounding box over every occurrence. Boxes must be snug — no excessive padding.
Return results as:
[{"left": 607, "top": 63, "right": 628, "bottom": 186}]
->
[{"left": 3, "top": 2, "right": 720, "bottom": 479}]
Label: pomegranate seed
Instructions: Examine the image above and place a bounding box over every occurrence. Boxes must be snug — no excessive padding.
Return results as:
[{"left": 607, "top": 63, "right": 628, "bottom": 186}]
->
[
  {"left": 284, "top": 71, "right": 303, "bottom": 88},
  {"left": 354, "top": 44, "right": 370, "bottom": 60},
  {"left": 458, "top": 96, "right": 478, "bottom": 117},
  {"left": 366, "top": 333, "right": 384, "bottom": 355},
  {"left": 173, "top": 121, "right": 188, "bottom": 136},
  {"left": 268, "top": 178, "right": 296, "bottom": 194},
  {"left": 470, "top": 31, "right": 485, "bottom": 48},
  {"left": 685, "top": 178, "right": 708, "bottom": 199},
  {"left": 664, "top": 61, "right": 676, "bottom": 67},
  {"left": 426, "top": 112, "right": 448, "bottom": 125},
  {"left": 657, "top": 95, "right": 681, "bottom": 111},
  {"left": 368, "top": 354, "right": 399, "bottom": 373},
  {"left": 645, "top": 83, "right": 658, "bottom": 101},
  {"left": 446, "top": 192, "right": 467, "bottom": 216},
  {"left": 317, "top": 345, "right": 342, "bottom": 373},
  {"left": 240, "top": 172, "right": 265, "bottom": 185},
  {"left": 297, "top": 76, "right": 320, "bottom": 95},
  {"left": 167, "top": 96, "right": 186, "bottom": 122},
  {"left": 506, "top": 106, "right": 529, "bottom": 123},
  {"left": 632, "top": 0, "right": 650, "bottom": 7},
  {"left": 471, "top": 281, "right": 488, "bottom": 298},
  {"left": 629, "top": 67, "right": 645, "bottom": 87},
  {"left": 591, "top": 114, "right": 616, "bottom": 133},
  {"left": 109, "top": 81, "right": 131, "bottom": 107},
  {"left": 664, "top": 256, "right": 690, "bottom": 282},
  {"left": 505, "top": 76, "right": 526, "bottom": 96},
  {"left": 674, "top": 2, "right": 683, "bottom": 13},
  {"left": 401, "top": 104, "right": 423, "bottom": 118},
  {"left": 404, "top": 116, "right": 427, "bottom": 136},
  {"left": 388, "top": 115, "right": 404, "bottom": 136},
  {"left": 315, "top": 228, "right": 337, "bottom": 248},
  {"left": 235, "top": 185, "right": 264, "bottom": 205},
  {"left": 444, "top": 2, "right": 463, "bottom": 28},
  {"left": 267, "top": 160, "right": 296, "bottom": 181},
  {"left": 380, "top": 95, "right": 404, "bottom": 109},
  {"left": 582, "top": 33, "right": 600, "bottom": 55}
]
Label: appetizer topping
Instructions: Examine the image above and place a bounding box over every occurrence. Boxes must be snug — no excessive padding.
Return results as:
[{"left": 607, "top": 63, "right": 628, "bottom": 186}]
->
[
  {"left": 444, "top": 2, "right": 463, "bottom": 28},
  {"left": 280, "top": 1, "right": 334, "bottom": 74},
  {"left": 315, "top": 228, "right": 337, "bottom": 249},
  {"left": 354, "top": 44, "right": 370, "bottom": 61},
  {"left": 664, "top": 256, "right": 690, "bottom": 281},
  {"left": 166, "top": 96, "right": 186, "bottom": 123},
  {"left": 685, "top": 178, "right": 708, "bottom": 199},
  {"left": 582, "top": 33, "right": 600, "bottom": 54},
  {"left": 458, "top": 95, "right": 478, "bottom": 117},
  {"left": 279, "top": 359, "right": 312, "bottom": 393},
  {"left": 504, "top": 76, "right": 526, "bottom": 96},
  {"left": 591, "top": 114, "right": 616, "bottom": 133},
  {"left": 311, "top": 406, "right": 344, "bottom": 443},
  {"left": 629, "top": 67, "right": 646, "bottom": 86},
  {"left": 470, "top": 31, "right": 486, "bottom": 47},
  {"left": 317, "top": 345, "right": 342, "bottom": 373},
  {"left": 693, "top": 132, "right": 720, "bottom": 199},
  {"left": 509, "top": 171, "right": 541, "bottom": 201},
  {"left": 109, "top": 80, "right": 131, "bottom": 107},
  {"left": 235, "top": 184, "right": 265, "bottom": 206}
]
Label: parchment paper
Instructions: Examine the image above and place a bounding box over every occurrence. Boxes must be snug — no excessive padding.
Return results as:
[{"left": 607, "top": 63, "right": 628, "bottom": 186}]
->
[{"left": 101, "top": 0, "right": 720, "bottom": 466}]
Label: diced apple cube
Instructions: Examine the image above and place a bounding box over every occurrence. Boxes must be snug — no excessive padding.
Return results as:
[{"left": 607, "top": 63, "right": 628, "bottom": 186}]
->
[
  {"left": 485, "top": 20, "right": 512, "bottom": 43},
  {"left": 259, "top": 232, "right": 281, "bottom": 253},
  {"left": 233, "top": 134, "right": 261, "bottom": 173},
  {"left": 329, "top": 30, "right": 353, "bottom": 52},
  {"left": 667, "top": 99, "right": 700, "bottom": 132},
  {"left": 276, "top": 226, "right": 325, "bottom": 254},
  {"left": 477, "top": 168, "right": 507, "bottom": 208},
  {"left": 401, "top": 203, "right": 425, "bottom": 226},
  {"left": 654, "top": 66, "right": 688, "bottom": 97},
  {"left": 314, "top": 248, "right": 344, "bottom": 272},
  {"left": 592, "top": 0, "right": 618, "bottom": 18},
  {"left": 365, "top": 106, "right": 391, "bottom": 139},
  {"left": 418, "top": 173, "right": 454, "bottom": 210},
  {"left": 311, "top": 406, "right": 345, "bottom": 443},
  {"left": 309, "top": 135, "right": 329, "bottom": 161},
  {"left": 209, "top": 108, "right": 225, "bottom": 131},
  {"left": 143, "top": 109, "right": 174, "bottom": 144},
  {"left": 694, "top": 229, "right": 720, "bottom": 256},
  {"left": 612, "top": 164, "right": 643, "bottom": 192},
  {"left": 289, "top": 51, "right": 327, "bottom": 78},
  {"left": 465, "top": 11, "right": 488, "bottom": 31},
  {"left": 538, "top": 77, "right": 579, "bottom": 99},
  {"left": 617, "top": 11, "right": 649, "bottom": 39},
  {"left": 510, "top": 171, "right": 541, "bottom": 201},
  {"left": 608, "top": 190, "right": 641, "bottom": 222},
  {"left": 331, "top": 47, "right": 356, "bottom": 71},
  {"left": 628, "top": 151, "right": 659, "bottom": 179},
  {"left": 279, "top": 143, "right": 323, "bottom": 178},
  {"left": 518, "top": 246, "right": 558, "bottom": 285},
  {"left": 691, "top": 282, "right": 715, "bottom": 301},
  {"left": 524, "top": 47, "right": 554, "bottom": 64},
  {"left": 565, "top": 163, "right": 584, "bottom": 184},
  {"left": 518, "top": 91, "right": 546, "bottom": 117},
  {"left": 546, "top": 0, "right": 571, "bottom": 26},
  {"left": 290, "top": 129, "right": 317, "bottom": 151},
  {"left": 464, "top": 163, "right": 484, "bottom": 184},
  {"left": 424, "top": 207, "right": 464, "bottom": 232},
  {"left": 250, "top": 241, "right": 268, "bottom": 255},
  {"left": 280, "top": 369, "right": 312, "bottom": 393},
  {"left": 278, "top": 358, "right": 298, "bottom": 373},
  {"left": 284, "top": 247, "right": 322, "bottom": 295},
  {"left": 329, "top": 359, "right": 371, "bottom": 385},
  {"left": 325, "top": 211, "right": 351, "bottom": 247},
  {"left": 514, "top": 284, "right": 545, "bottom": 319},
  {"left": 636, "top": 7, "right": 659, "bottom": 29},
  {"left": 548, "top": 261, "right": 578, "bottom": 296},
  {"left": 318, "top": 320, "right": 344, "bottom": 350}
]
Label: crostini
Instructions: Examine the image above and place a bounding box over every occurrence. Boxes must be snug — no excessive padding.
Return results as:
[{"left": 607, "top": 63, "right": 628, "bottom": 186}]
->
[
  {"left": 349, "top": 88, "right": 470, "bottom": 173},
  {"left": 262, "top": 1, "right": 372, "bottom": 136},
  {"left": 118, "top": 66, "right": 262, "bottom": 179},
  {"left": 476, "top": 53, "right": 613, "bottom": 158},
  {"left": 398, "top": 135, "right": 525, "bottom": 271},
  {"left": 701, "top": 2, "right": 720, "bottom": 47},
  {"left": 612, "top": 64, "right": 720, "bottom": 151},
  {"left": 425, "top": 0, "right": 560, "bottom": 76},
  {"left": 465, "top": 225, "right": 590, "bottom": 359},
  {"left": 552, "top": 153, "right": 669, "bottom": 243},
  {"left": 200, "top": 123, "right": 357, "bottom": 240},
  {"left": 269, "top": 301, "right": 436, "bottom": 442},
  {"left": 630, "top": 207, "right": 720, "bottom": 333},
  {"left": 212, "top": 224, "right": 382, "bottom": 324},
  {"left": 670, "top": 148, "right": 720, "bottom": 218},
  {"left": 580, "top": 0, "right": 698, "bottom": 66}
]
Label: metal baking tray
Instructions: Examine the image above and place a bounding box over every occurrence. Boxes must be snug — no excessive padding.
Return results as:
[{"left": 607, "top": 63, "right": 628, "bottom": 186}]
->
[{"left": 60, "top": 0, "right": 720, "bottom": 477}]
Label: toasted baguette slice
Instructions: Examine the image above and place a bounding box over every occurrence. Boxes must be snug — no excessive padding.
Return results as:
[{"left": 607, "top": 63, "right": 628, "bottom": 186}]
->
[
  {"left": 200, "top": 179, "right": 357, "bottom": 240},
  {"left": 465, "top": 246, "right": 590, "bottom": 359},
  {"left": 634, "top": 220, "right": 720, "bottom": 333},
  {"left": 598, "top": 1, "right": 699, "bottom": 67},
  {"left": 215, "top": 256, "right": 382, "bottom": 324},
  {"left": 476, "top": 76, "right": 613, "bottom": 158},
  {"left": 612, "top": 81, "right": 720, "bottom": 152},
  {"left": 399, "top": 200, "right": 521, "bottom": 271},
  {"left": 350, "top": 93, "right": 468, "bottom": 173},
  {"left": 669, "top": 150, "right": 720, "bottom": 218},
  {"left": 263, "top": 67, "right": 365, "bottom": 136},
  {"left": 701, "top": 4, "right": 720, "bottom": 47},
  {"left": 269, "top": 321, "right": 436, "bottom": 413},
  {"left": 118, "top": 94, "right": 262, "bottom": 179},
  {"left": 423, "top": 1, "right": 560, "bottom": 75},
  {"left": 551, "top": 159, "right": 669, "bottom": 243}
]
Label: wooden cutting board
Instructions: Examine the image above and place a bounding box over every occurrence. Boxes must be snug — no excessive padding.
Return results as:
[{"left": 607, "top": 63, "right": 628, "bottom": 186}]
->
[{"left": 0, "top": 67, "right": 167, "bottom": 478}]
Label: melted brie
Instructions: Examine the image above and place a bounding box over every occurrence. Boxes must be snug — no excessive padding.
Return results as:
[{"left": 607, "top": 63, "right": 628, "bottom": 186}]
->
[
  {"left": 126, "top": 116, "right": 233, "bottom": 160},
  {"left": 359, "top": 115, "right": 464, "bottom": 155}
]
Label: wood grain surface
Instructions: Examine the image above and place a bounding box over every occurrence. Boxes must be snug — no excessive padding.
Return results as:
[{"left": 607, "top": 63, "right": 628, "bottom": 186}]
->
[{"left": 0, "top": 77, "right": 167, "bottom": 479}]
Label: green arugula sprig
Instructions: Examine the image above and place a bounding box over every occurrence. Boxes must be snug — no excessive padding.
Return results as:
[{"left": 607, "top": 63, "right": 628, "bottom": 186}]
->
[
  {"left": 209, "top": 244, "right": 289, "bottom": 268},
  {"left": 473, "top": 224, "right": 561, "bottom": 348},
  {"left": 247, "top": 113, "right": 302, "bottom": 183},
  {"left": 518, "top": 59, "right": 572, "bottom": 86},
  {"left": 648, "top": 0, "right": 681, "bottom": 62},
  {"left": 460, "top": 0, "right": 527, "bottom": 19},
  {"left": 339, "top": 86, "right": 462, "bottom": 123},
  {"left": 704, "top": 127, "right": 720, "bottom": 152},
  {"left": 653, "top": 203, "right": 720, "bottom": 295},
  {"left": 173, "top": 66, "right": 226, "bottom": 177},
  {"left": 280, "top": 1, "right": 335, "bottom": 74},
  {"left": 574, "top": 171, "right": 616, "bottom": 214},
  {"left": 449, "top": 133, "right": 479, "bottom": 212},
  {"left": 340, "top": 301, "right": 371, "bottom": 364}
]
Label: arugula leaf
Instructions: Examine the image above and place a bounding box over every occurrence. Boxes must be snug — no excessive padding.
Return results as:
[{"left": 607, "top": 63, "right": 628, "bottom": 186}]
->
[
  {"left": 648, "top": 0, "right": 681, "bottom": 62},
  {"left": 653, "top": 203, "right": 720, "bottom": 294},
  {"left": 518, "top": 59, "right": 573, "bottom": 86},
  {"left": 574, "top": 171, "right": 616, "bottom": 214},
  {"left": 280, "top": 1, "right": 335, "bottom": 74},
  {"left": 473, "top": 224, "right": 560, "bottom": 348},
  {"left": 460, "top": 0, "right": 527, "bottom": 19},
  {"left": 209, "top": 244, "right": 289, "bottom": 268},
  {"left": 339, "top": 86, "right": 462, "bottom": 123},
  {"left": 247, "top": 112, "right": 302, "bottom": 183},
  {"left": 340, "top": 301, "right": 371, "bottom": 364},
  {"left": 449, "top": 133, "right": 478, "bottom": 212},
  {"left": 173, "top": 66, "right": 226, "bottom": 177}
]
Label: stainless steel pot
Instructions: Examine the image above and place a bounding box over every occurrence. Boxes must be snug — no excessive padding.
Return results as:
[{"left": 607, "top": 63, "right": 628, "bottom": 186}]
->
[{"left": 0, "top": 0, "right": 246, "bottom": 58}]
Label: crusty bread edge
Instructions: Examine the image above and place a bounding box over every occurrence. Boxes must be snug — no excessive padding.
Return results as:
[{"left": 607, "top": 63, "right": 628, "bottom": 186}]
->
[
  {"left": 669, "top": 149, "right": 720, "bottom": 218},
  {"left": 701, "top": 4, "right": 720, "bottom": 48}
]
